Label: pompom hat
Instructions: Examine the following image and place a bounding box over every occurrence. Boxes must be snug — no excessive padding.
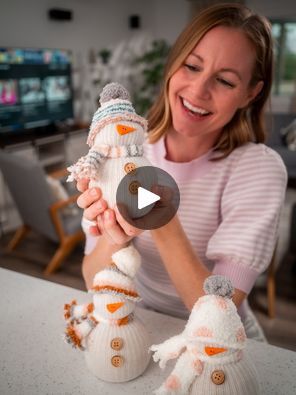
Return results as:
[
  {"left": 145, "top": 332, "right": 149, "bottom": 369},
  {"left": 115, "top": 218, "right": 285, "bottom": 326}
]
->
[
  {"left": 90, "top": 245, "right": 141, "bottom": 301},
  {"left": 185, "top": 275, "right": 246, "bottom": 350},
  {"left": 87, "top": 82, "right": 148, "bottom": 147}
]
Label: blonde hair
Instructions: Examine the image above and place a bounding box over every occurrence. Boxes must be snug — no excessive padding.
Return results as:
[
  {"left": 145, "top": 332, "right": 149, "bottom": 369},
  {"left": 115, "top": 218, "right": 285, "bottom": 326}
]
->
[{"left": 148, "top": 3, "right": 274, "bottom": 159}]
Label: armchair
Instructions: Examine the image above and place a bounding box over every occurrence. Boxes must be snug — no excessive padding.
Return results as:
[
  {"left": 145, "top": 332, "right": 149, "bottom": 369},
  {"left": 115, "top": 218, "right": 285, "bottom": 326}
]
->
[{"left": 0, "top": 150, "right": 84, "bottom": 274}]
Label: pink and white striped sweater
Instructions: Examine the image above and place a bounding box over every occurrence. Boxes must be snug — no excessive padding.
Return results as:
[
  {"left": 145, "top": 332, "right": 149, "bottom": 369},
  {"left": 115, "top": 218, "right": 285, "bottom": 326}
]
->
[{"left": 85, "top": 138, "right": 287, "bottom": 325}]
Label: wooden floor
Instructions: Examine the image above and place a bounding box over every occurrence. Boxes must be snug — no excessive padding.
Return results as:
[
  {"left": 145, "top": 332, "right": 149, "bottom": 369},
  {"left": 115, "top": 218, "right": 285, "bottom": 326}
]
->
[{"left": 0, "top": 231, "right": 295, "bottom": 352}]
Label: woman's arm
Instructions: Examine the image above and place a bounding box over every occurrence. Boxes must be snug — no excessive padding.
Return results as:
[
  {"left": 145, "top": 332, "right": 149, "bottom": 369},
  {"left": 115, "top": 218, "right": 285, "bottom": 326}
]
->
[
  {"left": 76, "top": 180, "right": 246, "bottom": 305},
  {"left": 151, "top": 215, "right": 246, "bottom": 310}
]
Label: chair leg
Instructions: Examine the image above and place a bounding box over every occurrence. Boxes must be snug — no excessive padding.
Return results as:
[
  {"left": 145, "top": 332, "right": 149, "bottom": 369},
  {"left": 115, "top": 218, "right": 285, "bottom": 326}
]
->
[
  {"left": 44, "top": 232, "right": 83, "bottom": 275},
  {"left": 267, "top": 252, "right": 276, "bottom": 319},
  {"left": 7, "top": 225, "right": 30, "bottom": 252}
]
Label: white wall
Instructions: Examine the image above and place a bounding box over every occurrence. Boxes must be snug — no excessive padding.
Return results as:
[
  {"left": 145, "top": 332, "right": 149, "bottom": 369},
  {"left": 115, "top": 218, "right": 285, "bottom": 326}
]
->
[
  {"left": 0, "top": 0, "right": 190, "bottom": 119},
  {"left": 0, "top": 0, "right": 189, "bottom": 60},
  {"left": 154, "top": 0, "right": 190, "bottom": 43},
  {"left": 246, "top": 0, "right": 296, "bottom": 18},
  {"left": 1, "top": 0, "right": 295, "bottom": 70},
  {"left": 1, "top": 0, "right": 295, "bottom": 115}
]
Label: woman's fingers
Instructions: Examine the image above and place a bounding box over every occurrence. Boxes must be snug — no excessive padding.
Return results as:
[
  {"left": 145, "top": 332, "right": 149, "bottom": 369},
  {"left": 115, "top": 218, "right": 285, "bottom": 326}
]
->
[
  {"left": 89, "top": 225, "right": 101, "bottom": 236},
  {"left": 95, "top": 207, "right": 142, "bottom": 245},
  {"left": 76, "top": 178, "right": 90, "bottom": 193},
  {"left": 77, "top": 187, "right": 102, "bottom": 209},
  {"left": 102, "top": 209, "right": 132, "bottom": 245},
  {"left": 96, "top": 214, "right": 104, "bottom": 234},
  {"left": 83, "top": 198, "right": 108, "bottom": 221},
  {"left": 114, "top": 205, "right": 141, "bottom": 237}
]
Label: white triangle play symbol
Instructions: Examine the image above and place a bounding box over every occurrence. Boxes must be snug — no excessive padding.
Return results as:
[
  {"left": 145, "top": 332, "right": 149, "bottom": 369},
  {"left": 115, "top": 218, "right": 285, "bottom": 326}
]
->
[{"left": 138, "top": 187, "right": 160, "bottom": 210}]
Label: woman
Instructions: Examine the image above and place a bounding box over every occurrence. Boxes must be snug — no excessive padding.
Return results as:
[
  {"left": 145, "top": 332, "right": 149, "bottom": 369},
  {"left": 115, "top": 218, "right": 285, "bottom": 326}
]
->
[{"left": 77, "top": 3, "right": 287, "bottom": 341}]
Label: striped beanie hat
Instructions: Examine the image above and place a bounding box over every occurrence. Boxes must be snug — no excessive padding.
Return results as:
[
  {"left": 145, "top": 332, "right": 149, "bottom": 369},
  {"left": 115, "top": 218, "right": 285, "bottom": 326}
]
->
[
  {"left": 90, "top": 244, "right": 141, "bottom": 302},
  {"left": 87, "top": 82, "right": 148, "bottom": 147}
]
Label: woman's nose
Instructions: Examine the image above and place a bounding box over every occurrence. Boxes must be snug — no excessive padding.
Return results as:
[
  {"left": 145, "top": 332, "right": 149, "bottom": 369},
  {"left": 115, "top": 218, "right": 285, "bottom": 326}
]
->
[{"left": 190, "top": 76, "right": 211, "bottom": 101}]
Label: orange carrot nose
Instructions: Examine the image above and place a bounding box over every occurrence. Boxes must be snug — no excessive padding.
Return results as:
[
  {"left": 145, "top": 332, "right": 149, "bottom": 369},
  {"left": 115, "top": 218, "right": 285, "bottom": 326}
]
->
[
  {"left": 205, "top": 346, "right": 227, "bottom": 356},
  {"left": 116, "top": 124, "right": 136, "bottom": 135},
  {"left": 107, "top": 302, "right": 124, "bottom": 313}
]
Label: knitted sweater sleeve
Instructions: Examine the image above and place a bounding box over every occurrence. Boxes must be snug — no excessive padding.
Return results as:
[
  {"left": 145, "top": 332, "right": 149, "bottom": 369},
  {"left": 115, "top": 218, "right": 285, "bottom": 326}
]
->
[{"left": 206, "top": 144, "right": 287, "bottom": 294}]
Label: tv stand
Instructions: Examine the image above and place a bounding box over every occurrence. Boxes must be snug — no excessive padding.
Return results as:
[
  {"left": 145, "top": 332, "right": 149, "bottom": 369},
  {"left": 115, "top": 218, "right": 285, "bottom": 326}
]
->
[
  {"left": 34, "top": 134, "right": 66, "bottom": 169},
  {"left": 1, "top": 126, "right": 88, "bottom": 171}
]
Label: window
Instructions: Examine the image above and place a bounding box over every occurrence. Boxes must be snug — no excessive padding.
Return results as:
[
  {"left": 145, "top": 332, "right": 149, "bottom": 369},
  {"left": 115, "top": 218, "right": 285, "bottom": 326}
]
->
[{"left": 271, "top": 21, "right": 296, "bottom": 96}]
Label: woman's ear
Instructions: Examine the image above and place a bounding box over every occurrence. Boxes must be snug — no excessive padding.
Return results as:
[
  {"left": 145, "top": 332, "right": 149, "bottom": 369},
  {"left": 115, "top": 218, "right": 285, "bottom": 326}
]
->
[
  {"left": 249, "top": 80, "right": 264, "bottom": 103},
  {"left": 240, "top": 80, "right": 264, "bottom": 109}
]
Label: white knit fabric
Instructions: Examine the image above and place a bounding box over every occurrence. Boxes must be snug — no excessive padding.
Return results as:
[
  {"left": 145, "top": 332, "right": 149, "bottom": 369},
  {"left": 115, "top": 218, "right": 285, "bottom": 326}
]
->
[
  {"left": 151, "top": 276, "right": 260, "bottom": 395},
  {"left": 92, "top": 270, "right": 137, "bottom": 295},
  {"left": 91, "top": 245, "right": 141, "bottom": 301},
  {"left": 189, "top": 355, "right": 260, "bottom": 395},
  {"left": 184, "top": 295, "right": 245, "bottom": 349},
  {"left": 84, "top": 317, "right": 151, "bottom": 383},
  {"left": 112, "top": 244, "right": 141, "bottom": 278}
]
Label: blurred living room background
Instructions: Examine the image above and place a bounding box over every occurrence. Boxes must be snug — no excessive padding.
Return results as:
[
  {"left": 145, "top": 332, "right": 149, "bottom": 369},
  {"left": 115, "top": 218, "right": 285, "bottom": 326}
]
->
[{"left": 0, "top": 0, "right": 295, "bottom": 350}]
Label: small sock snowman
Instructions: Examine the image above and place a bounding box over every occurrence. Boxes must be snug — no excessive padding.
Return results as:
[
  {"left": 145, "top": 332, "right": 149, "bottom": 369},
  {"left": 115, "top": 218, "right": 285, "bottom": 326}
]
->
[
  {"left": 150, "top": 275, "right": 260, "bottom": 395},
  {"left": 67, "top": 82, "right": 155, "bottom": 229},
  {"left": 63, "top": 244, "right": 151, "bottom": 382}
]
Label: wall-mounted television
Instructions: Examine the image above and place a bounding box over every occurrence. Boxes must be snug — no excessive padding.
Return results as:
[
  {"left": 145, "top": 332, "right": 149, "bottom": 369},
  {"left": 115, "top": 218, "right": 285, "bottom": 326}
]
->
[{"left": 0, "top": 47, "right": 74, "bottom": 145}]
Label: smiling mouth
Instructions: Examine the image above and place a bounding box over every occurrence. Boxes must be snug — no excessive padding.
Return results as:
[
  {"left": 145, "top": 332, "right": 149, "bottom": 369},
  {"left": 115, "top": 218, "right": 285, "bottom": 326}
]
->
[{"left": 181, "top": 98, "right": 212, "bottom": 117}]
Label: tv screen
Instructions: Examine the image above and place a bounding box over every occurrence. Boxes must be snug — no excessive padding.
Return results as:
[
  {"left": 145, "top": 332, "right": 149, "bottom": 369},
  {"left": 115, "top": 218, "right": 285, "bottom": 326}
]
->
[{"left": 0, "top": 47, "right": 74, "bottom": 140}]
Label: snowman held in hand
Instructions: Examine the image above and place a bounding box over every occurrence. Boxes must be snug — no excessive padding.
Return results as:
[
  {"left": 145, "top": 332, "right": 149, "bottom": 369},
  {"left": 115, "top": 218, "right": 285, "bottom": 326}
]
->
[{"left": 67, "top": 82, "right": 154, "bottom": 229}]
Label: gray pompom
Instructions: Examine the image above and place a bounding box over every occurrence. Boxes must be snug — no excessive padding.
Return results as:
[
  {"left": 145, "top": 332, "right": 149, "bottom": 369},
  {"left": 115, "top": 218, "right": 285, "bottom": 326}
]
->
[
  {"left": 203, "top": 275, "right": 234, "bottom": 298},
  {"left": 99, "top": 82, "right": 130, "bottom": 104}
]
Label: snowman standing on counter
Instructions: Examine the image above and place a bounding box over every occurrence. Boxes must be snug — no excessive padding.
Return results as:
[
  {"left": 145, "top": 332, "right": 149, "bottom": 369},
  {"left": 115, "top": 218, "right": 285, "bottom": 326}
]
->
[
  {"left": 67, "top": 81, "right": 155, "bottom": 225},
  {"left": 63, "top": 244, "right": 151, "bottom": 382},
  {"left": 151, "top": 275, "right": 260, "bottom": 395}
]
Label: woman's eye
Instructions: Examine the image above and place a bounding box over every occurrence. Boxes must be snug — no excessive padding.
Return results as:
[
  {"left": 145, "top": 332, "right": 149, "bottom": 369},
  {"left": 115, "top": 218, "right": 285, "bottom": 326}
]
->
[
  {"left": 217, "top": 77, "right": 235, "bottom": 88},
  {"left": 184, "top": 64, "right": 200, "bottom": 72}
]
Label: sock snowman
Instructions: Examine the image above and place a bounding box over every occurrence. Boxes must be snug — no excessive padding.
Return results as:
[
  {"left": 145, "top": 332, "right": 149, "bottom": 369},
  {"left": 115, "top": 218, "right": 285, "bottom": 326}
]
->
[
  {"left": 151, "top": 275, "right": 260, "bottom": 395},
  {"left": 67, "top": 82, "right": 155, "bottom": 228},
  {"left": 63, "top": 244, "right": 151, "bottom": 382}
]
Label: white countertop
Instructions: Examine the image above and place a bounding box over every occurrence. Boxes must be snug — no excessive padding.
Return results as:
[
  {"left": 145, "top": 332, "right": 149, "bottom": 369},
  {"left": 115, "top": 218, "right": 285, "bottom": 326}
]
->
[{"left": 0, "top": 268, "right": 295, "bottom": 395}]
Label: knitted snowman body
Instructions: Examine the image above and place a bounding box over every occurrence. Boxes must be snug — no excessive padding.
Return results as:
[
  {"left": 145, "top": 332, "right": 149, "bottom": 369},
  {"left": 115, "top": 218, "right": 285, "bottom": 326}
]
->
[
  {"left": 67, "top": 82, "right": 154, "bottom": 220},
  {"left": 189, "top": 355, "right": 259, "bottom": 395},
  {"left": 151, "top": 275, "right": 260, "bottom": 395},
  {"left": 63, "top": 245, "right": 151, "bottom": 382},
  {"left": 84, "top": 297, "right": 150, "bottom": 382}
]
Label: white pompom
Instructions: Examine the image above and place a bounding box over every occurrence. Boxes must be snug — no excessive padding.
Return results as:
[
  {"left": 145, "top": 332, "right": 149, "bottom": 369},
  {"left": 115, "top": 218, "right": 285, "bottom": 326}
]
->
[{"left": 112, "top": 245, "right": 141, "bottom": 278}]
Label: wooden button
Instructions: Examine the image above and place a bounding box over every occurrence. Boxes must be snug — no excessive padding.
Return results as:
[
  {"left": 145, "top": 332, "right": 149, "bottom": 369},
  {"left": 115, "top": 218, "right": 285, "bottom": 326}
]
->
[
  {"left": 111, "top": 355, "right": 124, "bottom": 367},
  {"left": 124, "top": 162, "right": 137, "bottom": 174},
  {"left": 111, "top": 337, "right": 123, "bottom": 350},
  {"left": 129, "top": 181, "right": 141, "bottom": 195},
  {"left": 211, "top": 370, "right": 225, "bottom": 385}
]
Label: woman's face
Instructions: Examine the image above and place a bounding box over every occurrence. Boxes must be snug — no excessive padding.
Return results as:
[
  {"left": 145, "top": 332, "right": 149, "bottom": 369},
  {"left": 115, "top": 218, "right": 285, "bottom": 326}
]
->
[{"left": 168, "top": 26, "right": 263, "bottom": 141}]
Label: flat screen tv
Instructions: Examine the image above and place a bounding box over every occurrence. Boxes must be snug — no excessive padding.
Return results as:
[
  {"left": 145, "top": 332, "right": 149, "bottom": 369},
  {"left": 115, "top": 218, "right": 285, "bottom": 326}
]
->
[{"left": 0, "top": 47, "right": 74, "bottom": 145}]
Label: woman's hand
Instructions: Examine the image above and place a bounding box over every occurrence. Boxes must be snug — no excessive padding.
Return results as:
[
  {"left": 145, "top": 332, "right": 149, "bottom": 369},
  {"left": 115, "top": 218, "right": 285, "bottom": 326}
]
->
[
  {"left": 97, "top": 205, "right": 143, "bottom": 246},
  {"left": 76, "top": 178, "right": 108, "bottom": 236},
  {"left": 76, "top": 178, "right": 143, "bottom": 245}
]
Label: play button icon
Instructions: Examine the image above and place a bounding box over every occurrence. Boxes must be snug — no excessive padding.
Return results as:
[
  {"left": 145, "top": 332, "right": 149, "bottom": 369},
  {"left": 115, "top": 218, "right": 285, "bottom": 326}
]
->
[
  {"left": 138, "top": 187, "right": 160, "bottom": 210},
  {"left": 116, "top": 166, "right": 180, "bottom": 230}
]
